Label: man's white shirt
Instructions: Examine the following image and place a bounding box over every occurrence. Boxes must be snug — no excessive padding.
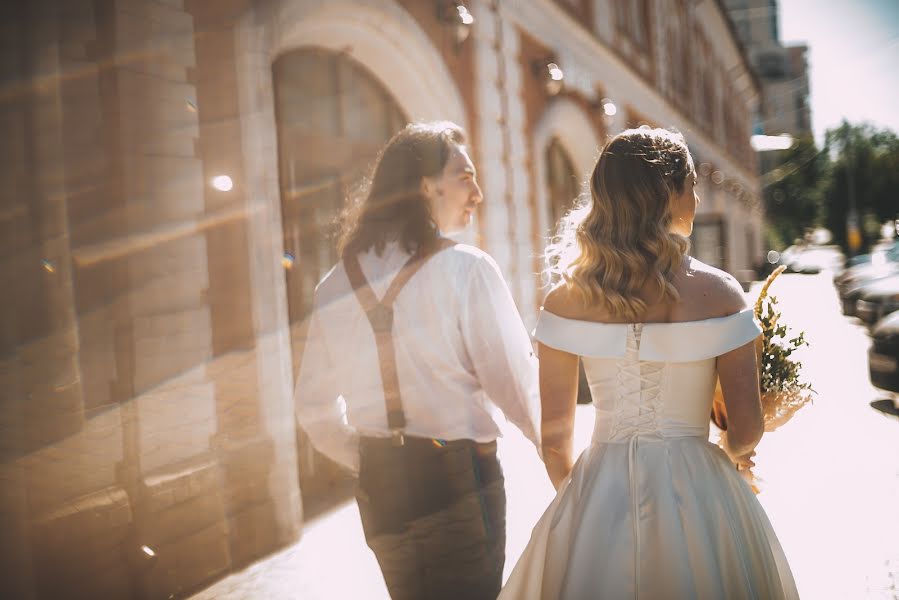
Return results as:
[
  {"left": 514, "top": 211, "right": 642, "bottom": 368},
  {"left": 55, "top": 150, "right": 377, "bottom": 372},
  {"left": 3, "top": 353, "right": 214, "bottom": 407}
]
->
[{"left": 295, "top": 240, "right": 541, "bottom": 473}]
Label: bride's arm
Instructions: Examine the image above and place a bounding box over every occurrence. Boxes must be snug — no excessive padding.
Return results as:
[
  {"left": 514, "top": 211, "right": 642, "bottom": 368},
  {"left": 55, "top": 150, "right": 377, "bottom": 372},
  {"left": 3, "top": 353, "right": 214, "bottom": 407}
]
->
[
  {"left": 715, "top": 269, "right": 765, "bottom": 467},
  {"left": 703, "top": 269, "right": 764, "bottom": 467},
  {"left": 538, "top": 341, "right": 580, "bottom": 490},
  {"left": 717, "top": 339, "right": 764, "bottom": 465}
]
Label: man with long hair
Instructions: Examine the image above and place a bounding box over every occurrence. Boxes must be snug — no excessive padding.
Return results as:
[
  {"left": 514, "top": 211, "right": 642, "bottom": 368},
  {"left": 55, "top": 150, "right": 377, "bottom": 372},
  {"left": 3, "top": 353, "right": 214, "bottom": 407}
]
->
[{"left": 296, "top": 121, "right": 540, "bottom": 600}]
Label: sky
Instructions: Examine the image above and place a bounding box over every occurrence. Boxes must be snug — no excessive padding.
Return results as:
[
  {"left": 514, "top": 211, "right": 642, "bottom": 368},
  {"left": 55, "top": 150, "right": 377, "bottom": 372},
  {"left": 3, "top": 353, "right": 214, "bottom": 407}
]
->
[{"left": 778, "top": 0, "right": 899, "bottom": 145}]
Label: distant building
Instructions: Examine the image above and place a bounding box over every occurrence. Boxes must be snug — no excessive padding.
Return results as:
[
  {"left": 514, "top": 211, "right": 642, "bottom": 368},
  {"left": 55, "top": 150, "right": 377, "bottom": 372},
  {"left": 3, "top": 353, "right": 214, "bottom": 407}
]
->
[
  {"left": 723, "top": 0, "right": 813, "bottom": 139},
  {"left": 1, "top": 2, "right": 763, "bottom": 598}
]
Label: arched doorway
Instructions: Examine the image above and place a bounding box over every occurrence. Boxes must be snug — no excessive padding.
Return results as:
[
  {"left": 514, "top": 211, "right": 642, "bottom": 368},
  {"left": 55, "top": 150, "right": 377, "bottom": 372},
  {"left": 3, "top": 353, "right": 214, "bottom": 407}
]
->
[
  {"left": 272, "top": 47, "right": 406, "bottom": 347},
  {"left": 272, "top": 48, "right": 407, "bottom": 509},
  {"left": 531, "top": 97, "right": 600, "bottom": 246},
  {"left": 545, "top": 137, "right": 580, "bottom": 232}
]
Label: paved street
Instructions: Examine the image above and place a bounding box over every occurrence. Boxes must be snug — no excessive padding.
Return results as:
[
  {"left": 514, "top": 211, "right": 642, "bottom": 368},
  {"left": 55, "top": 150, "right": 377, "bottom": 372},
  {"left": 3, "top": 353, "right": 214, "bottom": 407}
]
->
[
  {"left": 192, "top": 272, "right": 899, "bottom": 600},
  {"left": 743, "top": 272, "right": 899, "bottom": 599}
]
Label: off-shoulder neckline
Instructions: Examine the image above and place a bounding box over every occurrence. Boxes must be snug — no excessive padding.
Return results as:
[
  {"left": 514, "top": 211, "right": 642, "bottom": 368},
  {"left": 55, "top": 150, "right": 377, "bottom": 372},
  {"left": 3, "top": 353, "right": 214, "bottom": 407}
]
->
[{"left": 538, "top": 306, "right": 754, "bottom": 328}]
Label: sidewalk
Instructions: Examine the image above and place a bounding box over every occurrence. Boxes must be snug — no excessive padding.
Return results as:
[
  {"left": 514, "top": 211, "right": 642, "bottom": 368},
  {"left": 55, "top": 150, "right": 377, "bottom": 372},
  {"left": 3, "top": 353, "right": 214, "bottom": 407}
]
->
[
  {"left": 742, "top": 273, "right": 899, "bottom": 599},
  {"left": 189, "top": 500, "right": 388, "bottom": 600},
  {"left": 189, "top": 420, "right": 561, "bottom": 600}
]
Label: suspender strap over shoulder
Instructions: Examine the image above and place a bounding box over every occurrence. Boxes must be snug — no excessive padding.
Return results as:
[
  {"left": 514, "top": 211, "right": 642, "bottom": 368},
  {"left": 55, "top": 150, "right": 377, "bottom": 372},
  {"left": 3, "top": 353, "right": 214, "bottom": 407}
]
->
[{"left": 343, "top": 239, "right": 457, "bottom": 446}]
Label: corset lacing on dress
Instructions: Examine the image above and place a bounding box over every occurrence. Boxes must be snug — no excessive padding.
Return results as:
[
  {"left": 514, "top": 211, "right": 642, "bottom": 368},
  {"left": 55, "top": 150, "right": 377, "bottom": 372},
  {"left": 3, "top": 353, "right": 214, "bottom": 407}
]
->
[{"left": 605, "top": 324, "right": 668, "bottom": 596}]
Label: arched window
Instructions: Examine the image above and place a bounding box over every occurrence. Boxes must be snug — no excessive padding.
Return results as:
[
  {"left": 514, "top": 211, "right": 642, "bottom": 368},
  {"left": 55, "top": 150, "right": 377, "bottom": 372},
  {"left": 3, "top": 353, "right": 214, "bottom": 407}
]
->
[
  {"left": 274, "top": 49, "right": 407, "bottom": 490},
  {"left": 545, "top": 137, "right": 580, "bottom": 231},
  {"left": 272, "top": 49, "right": 406, "bottom": 332}
]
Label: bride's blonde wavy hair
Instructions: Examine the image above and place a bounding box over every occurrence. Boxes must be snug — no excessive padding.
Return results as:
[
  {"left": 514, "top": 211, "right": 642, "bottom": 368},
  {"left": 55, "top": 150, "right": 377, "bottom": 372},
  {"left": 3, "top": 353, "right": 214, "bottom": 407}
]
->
[{"left": 546, "top": 128, "right": 694, "bottom": 321}]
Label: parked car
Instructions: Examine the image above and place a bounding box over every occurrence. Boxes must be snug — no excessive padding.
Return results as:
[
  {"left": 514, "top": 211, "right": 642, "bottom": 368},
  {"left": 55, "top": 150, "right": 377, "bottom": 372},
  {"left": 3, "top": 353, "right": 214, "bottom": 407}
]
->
[
  {"left": 856, "top": 273, "right": 899, "bottom": 326},
  {"left": 835, "top": 250, "right": 899, "bottom": 316},
  {"left": 784, "top": 245, "right": 845, "bottom": 274},
  {"left": 834, "top": 240, "right": 899, "bottom": 292},
  {"left": 846, "top": 253, "right": 874, "bottom": 268},
  {"left": 869, "top": 310, "right": 899, "bottom": 393},
  {"left": 777, "top": 245, "right": 803, "bottom": 269},
  {"left": 842, "top": 268, "right": 899, "bottom": 317},
  {"left": 845, "top": 240, "right": 899, "bottom": 269}
]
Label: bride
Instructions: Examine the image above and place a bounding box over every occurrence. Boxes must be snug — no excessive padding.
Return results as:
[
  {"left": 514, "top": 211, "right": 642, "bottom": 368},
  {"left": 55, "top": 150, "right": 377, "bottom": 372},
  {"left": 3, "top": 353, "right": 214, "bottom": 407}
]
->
[{"left": 500, "top": 128, "right": 798, "bottom": 599}]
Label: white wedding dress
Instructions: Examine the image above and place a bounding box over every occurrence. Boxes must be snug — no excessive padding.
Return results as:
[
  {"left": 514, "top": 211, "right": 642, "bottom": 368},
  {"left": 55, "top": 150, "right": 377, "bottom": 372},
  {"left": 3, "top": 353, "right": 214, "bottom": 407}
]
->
[{"left": 500, "top": 308, "right": 799, "bottom": 600}]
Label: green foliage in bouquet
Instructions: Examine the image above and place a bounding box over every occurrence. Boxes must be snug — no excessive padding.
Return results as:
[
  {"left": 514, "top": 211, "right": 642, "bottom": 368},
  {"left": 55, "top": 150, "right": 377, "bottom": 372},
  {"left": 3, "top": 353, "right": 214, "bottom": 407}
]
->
[
  {"left": 753, "top": 266, "right": 814, "bottom": 429},
  {"left": 712, "top": 266, "right": 815, "bottom": 492}
]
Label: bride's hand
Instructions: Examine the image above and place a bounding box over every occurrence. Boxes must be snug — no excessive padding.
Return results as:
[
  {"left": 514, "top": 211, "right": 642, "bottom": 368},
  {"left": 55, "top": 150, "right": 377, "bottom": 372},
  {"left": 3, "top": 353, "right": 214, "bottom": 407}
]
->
[{"left": 718, "top": 431, "right": 756, "bottom": 469}]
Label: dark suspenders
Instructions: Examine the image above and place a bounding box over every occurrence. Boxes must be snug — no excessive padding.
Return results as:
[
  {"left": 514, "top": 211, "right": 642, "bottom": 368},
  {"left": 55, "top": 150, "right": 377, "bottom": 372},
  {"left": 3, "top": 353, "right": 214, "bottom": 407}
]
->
[{"left": 343, "top": 239, "right": 456, "bottom": 446}]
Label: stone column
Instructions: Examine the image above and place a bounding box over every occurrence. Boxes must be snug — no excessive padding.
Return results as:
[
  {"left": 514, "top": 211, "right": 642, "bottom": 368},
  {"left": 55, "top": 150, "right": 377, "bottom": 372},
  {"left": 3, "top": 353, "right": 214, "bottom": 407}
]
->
[
  {"left": 473, "top": 0, "right": 531, "bottom": 306},
  {"left": 189, "top": 0, "right": 301, "bottom": 571}
]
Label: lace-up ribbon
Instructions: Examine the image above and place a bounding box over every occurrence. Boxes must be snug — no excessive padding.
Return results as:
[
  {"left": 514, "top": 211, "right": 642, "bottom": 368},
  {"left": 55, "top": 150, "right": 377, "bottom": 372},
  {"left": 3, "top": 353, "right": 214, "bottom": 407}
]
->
[{"left": 610, "top": 325, "right": 664, "bottom": 597}]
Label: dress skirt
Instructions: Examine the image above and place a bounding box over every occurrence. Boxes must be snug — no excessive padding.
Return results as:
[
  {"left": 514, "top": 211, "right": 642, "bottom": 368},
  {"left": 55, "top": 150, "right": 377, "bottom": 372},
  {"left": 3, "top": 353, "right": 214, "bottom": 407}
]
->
[{"left": 499, "top": 436, "right": 798, "bottom": 600}]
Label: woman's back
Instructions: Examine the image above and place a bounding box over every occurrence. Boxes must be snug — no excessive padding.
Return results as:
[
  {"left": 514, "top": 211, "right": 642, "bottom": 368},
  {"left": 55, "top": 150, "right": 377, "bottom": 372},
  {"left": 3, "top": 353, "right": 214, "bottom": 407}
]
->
[
  {"left": 500, "top": 258, "right": 798, "bottom": 599},
  {"left": 536, "top": 312, "right": 757, "bottom": 444},
  {"left": 499, "top": 127, "right": 796, "bottom": 599},
  {"left": 541, "top": 255, "right": 765, "bottom": 448}
]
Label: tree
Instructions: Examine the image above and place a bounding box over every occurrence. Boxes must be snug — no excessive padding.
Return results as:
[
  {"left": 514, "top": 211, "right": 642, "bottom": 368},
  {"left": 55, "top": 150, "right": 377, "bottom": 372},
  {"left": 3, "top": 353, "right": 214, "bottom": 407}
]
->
[
  {"left": 823, "top": 121, "right": 899, "bottom": 254},
  {"left": 762, "top": 136, "right": 828, "bottom": 250}
]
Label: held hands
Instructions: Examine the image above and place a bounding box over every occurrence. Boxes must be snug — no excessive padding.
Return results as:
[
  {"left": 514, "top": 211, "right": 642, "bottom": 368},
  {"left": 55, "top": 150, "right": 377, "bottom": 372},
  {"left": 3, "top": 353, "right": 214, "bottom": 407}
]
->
[{"left": 543, "top": 445, "right": 573, "bottom": 491}]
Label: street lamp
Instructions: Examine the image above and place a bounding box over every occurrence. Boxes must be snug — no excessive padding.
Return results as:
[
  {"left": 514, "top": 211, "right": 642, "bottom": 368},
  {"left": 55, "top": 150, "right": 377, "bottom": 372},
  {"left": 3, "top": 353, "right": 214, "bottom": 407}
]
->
[
  {"left": 600, "top": 98, "right": 617, "bottom": 116},
  {"left": 437, "top": 2, "right": 474, "bottom": 47},
  {"left": 211, "top": 175, "right": 233, "bottom": 192},
  {"left": 532, "top": 59, "right": 564, "bottom": 96}
]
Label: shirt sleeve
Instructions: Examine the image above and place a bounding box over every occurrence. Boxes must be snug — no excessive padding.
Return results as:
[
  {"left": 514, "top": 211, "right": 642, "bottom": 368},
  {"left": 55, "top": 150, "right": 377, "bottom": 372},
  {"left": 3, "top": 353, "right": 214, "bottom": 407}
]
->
[
  {"left": 294, "top": 307, "right": 359, "bottom": 474},
  {"left": 460, "top": 255, "right": 541, "bottom": 449}
]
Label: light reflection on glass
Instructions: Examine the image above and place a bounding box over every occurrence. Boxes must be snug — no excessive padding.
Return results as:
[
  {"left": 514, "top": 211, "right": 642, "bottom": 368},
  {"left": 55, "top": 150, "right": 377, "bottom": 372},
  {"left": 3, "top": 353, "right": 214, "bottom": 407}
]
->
[
  {"left": 211, "top": 175, "right": 233, "bottom": 191},
  {"left": 602, "top": 99, "right": 617, "bottom": 117}
]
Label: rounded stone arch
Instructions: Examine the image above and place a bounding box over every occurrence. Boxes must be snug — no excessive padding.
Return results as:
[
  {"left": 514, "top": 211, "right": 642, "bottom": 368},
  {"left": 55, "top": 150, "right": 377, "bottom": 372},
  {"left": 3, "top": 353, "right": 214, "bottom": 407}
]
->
[
  {"left": 271, "top": 0, "right": 468, "bottom": 128},
  {"left": 532, "top": 98, "right": 601, "bottom": 236}
]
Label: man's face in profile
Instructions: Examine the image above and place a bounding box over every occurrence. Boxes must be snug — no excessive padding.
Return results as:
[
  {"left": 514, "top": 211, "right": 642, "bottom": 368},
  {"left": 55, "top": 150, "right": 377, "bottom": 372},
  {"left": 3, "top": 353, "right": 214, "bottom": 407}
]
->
[{"left": 424, "top": 145, "right": 483, "bottom": 233}]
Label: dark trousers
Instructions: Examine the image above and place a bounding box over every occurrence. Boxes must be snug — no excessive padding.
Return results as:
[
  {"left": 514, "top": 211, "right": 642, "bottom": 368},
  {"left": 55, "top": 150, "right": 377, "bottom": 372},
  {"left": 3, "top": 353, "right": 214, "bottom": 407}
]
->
[{"left": 356, "top": 436, "right": 506, "bottom": 600}]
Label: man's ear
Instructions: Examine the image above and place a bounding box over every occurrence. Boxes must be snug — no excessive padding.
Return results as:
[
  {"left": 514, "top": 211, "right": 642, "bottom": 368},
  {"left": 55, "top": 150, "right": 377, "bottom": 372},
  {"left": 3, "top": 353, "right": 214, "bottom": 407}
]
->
[
  {"left": 420, "top": 177, "right": 433, "bottom": 200},
  {"left": 421, "top": 176, "right": 442, "bottom": 200}
]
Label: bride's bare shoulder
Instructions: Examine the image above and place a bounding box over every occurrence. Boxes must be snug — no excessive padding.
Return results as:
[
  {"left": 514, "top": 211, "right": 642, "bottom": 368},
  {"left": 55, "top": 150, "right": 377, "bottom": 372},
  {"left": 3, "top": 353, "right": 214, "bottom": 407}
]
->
[
  {"left": 681, "top": 257, "right": 749, "bottom": 317},
  {"left": 542, "top": 283, "right": 592, "bottom": 320},
  {"left": 541, "top": 259, "right": 749, "bottom": 322},
  {"left": 542, "top": 282, "right": 621, "bottom": 322}
]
